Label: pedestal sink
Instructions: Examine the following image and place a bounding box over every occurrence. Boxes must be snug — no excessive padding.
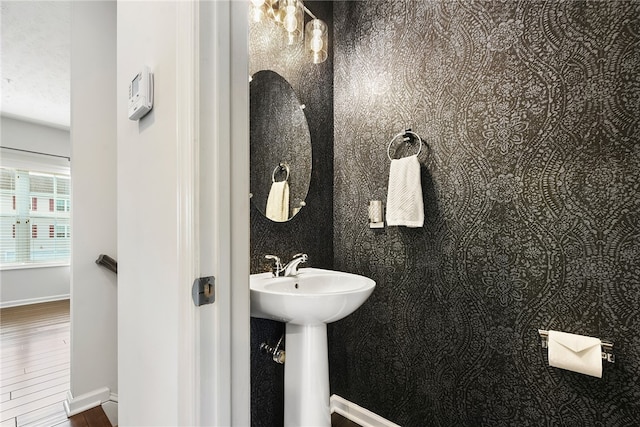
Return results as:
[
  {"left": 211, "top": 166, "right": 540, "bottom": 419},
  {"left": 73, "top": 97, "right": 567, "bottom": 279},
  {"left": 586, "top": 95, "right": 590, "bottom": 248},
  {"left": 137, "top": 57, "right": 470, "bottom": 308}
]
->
[{"left": 250, "top": 268, "right": 375, "bottom": 427}]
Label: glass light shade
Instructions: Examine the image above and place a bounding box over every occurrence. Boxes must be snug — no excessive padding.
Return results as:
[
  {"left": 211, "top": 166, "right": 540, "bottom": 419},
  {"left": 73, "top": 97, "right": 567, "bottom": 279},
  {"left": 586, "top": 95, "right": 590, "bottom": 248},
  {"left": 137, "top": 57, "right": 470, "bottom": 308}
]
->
[
  {"left": 282, "top": 0, "right": 303, "bottom": 45},
  {"left": 250, "top": 1, "right": 267, "bottom": 22},
  {"left": 268, "top": 0, "right": 285, "bottom": 23},
  {"left": 305, "top": 19, "right": 328, "bottom": 63}
]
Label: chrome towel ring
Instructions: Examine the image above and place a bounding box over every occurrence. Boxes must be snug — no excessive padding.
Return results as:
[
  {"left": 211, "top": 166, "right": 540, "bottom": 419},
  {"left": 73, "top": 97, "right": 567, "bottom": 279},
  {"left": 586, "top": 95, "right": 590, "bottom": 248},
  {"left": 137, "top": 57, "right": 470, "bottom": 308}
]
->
[
  {"left": 272, "top": 162, "right": 290, "bottom": 182},
  {"left": 387, "top": 130, "right": 423, "bottom": 161}
]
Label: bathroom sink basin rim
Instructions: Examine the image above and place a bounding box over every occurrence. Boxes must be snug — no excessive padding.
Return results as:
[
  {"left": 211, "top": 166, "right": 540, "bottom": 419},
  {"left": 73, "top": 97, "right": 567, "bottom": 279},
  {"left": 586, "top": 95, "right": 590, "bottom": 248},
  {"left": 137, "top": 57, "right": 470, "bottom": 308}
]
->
[{"left": 249, "top": 267, "right": 375, "bottom": 325}]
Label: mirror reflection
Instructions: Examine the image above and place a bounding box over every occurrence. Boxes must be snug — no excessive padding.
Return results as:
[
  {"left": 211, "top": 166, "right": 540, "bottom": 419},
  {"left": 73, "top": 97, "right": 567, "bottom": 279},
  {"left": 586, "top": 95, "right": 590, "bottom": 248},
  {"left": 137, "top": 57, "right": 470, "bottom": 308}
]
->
[{"left": 250, "top": 70, "right": 312, "bottom": 222}]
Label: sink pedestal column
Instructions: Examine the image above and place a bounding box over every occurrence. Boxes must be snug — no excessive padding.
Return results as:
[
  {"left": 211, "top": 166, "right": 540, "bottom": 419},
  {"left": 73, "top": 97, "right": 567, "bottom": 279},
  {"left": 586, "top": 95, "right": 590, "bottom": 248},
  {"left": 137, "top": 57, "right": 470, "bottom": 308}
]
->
[{"left": 284, "top": 323, "right": 331, "bottom": 427}]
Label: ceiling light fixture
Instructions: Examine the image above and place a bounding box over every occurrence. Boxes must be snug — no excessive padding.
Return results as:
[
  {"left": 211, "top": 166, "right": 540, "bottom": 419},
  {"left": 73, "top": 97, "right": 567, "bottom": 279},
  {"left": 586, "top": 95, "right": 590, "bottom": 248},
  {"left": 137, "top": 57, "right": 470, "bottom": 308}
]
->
[{"left": 251, "top": 0, "right": 329, "bottom": 64}]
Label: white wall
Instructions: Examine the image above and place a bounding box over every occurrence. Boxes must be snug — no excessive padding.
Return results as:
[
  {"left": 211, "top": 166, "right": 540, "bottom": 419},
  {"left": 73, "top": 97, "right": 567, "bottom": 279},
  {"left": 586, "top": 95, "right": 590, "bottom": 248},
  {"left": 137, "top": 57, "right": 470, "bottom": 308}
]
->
[
  {"left": 0, "top": 266, "right": 70, "bottom": 307},
  {"left": 69, "top": 0, "right": 118, "bottom": 404},
  {"left": 0, "top": 116, "right": 71, "bottom": 307},
  {"left": 1, "top": 116, "right": 70, "bottom": 157},
  {"left": 117, "top": 2, "right": 193, "bottom": 424}
]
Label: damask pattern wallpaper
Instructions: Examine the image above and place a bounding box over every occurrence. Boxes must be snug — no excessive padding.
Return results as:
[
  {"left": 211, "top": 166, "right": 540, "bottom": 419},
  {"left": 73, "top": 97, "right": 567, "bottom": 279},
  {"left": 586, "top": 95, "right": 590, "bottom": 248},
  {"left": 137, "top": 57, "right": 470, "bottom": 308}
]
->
[
  {"left": 249, "top": 2, "right": 333, "bottom": 426},
  {"left": 330, "top": 1, "right": 640, "bottom": 426}
]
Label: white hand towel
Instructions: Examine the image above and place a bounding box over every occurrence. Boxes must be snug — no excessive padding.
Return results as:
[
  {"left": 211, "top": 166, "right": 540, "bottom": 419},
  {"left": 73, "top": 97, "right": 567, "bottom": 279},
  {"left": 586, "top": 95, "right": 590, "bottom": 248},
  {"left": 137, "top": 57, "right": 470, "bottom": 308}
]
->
[
  {"left": 548, "top": 330, "right": 602, "bottom": 378},
  {"left": 266, "top": 181, "right": 289, "bottom": 222},
  {"left": 386, "top": 154, "right": 424, "bottom": 227}
]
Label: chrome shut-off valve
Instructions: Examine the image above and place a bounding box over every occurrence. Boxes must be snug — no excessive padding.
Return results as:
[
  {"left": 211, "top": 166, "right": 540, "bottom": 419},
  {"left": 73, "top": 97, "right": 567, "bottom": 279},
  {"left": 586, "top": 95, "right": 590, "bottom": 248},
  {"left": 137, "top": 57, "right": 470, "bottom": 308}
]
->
[{"left": 260, "top": 335, "right": 285, "bottom": 364}]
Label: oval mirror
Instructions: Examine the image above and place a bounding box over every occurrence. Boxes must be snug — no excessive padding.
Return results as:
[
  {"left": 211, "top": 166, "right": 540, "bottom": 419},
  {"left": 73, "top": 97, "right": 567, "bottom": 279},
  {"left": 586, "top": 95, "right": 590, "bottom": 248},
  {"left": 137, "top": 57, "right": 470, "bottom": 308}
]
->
[{"left": 250, "top": 70, "right": 312, "bottom": 222}]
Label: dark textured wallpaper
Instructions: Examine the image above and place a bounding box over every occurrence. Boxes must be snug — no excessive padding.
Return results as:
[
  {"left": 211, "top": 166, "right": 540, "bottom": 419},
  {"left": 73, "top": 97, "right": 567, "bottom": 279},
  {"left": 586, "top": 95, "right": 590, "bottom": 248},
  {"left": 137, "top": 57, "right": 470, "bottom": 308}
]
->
[
  {"left": 330, "top": 1, "right": 640, "bottom": 426},
  {"left": 249, "top": 2, "right": 334, "bottom": 426}
]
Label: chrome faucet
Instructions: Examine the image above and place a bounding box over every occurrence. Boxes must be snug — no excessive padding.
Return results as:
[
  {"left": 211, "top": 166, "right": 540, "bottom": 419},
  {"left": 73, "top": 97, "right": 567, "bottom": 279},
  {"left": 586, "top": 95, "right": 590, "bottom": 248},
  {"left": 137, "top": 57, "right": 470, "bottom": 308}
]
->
[
  {"left": 265, "top": 253, "right": 308, "bottom": 277},
  {"left": 283, "top": 253, "right": 308, "bottom": 277}
]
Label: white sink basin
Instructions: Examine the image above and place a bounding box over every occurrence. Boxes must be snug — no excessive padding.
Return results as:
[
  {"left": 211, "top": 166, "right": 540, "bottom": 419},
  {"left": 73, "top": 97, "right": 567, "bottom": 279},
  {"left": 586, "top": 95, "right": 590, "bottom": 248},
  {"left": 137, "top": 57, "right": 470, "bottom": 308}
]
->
[
  {"left": 250, "top": 267, "right": 375, "bottom": 427},
  {"left": 250, "top": 267, "right": 375, "bottom": 325}
]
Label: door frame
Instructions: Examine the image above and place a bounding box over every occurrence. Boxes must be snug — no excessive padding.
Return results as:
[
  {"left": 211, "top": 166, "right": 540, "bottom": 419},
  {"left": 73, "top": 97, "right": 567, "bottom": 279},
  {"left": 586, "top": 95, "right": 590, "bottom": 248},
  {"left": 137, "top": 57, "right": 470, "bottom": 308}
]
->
[{"left": 194, "top": 1, "right": 250, "bottom": 425}]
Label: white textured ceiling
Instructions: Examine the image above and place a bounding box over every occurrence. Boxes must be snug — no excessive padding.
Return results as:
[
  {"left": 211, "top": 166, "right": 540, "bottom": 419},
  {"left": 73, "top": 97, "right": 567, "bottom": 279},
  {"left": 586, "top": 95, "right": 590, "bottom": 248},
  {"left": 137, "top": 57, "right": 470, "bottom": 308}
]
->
[{"left": 1, "top": 1, "right": 70, "bottom": 129}]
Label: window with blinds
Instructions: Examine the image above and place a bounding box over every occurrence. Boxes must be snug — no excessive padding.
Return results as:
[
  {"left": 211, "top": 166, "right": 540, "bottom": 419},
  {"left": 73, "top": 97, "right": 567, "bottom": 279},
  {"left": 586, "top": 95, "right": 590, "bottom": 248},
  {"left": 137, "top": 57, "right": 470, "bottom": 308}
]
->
[{"left": 0, "top": 167, "right": 71, "bottom": 266}]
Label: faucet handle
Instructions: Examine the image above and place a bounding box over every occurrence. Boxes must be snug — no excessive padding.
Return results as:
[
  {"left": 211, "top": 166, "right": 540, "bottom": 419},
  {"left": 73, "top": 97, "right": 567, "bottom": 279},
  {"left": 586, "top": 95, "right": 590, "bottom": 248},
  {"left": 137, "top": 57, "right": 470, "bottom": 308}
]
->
[
  {"left": 292, "top": 253, "right": 308, "bottom": 261},
  {"left": 265, "top": 255, "right": 283, "bottom": 266},
  {"left": 265, "top": 255, "right": 284, "bottom": 276}
]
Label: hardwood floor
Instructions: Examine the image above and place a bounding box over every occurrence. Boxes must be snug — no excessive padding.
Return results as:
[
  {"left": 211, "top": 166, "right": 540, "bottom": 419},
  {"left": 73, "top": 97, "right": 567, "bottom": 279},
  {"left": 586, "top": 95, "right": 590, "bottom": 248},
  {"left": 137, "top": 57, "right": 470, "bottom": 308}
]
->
[
  {"left": 1, "top": 300, "right": 71, "bottom": 427},
  {"left": 56, "top": 407, "right": 111, "bottom": 427},
  {"left": 331, "top": 412, "right": 363, "bottom": 427}
]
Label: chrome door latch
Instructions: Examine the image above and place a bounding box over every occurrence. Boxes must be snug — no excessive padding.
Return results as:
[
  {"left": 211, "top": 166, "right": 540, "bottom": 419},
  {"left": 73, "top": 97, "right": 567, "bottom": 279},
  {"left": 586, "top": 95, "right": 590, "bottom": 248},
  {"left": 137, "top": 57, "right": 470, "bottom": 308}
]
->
[{"left": 192, "top": 276, "right": 215, "bottom": 306}]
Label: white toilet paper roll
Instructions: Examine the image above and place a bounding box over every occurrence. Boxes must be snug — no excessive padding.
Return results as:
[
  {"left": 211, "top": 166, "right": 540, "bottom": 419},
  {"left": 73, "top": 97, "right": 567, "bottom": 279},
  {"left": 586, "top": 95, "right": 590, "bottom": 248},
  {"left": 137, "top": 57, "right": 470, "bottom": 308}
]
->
[{"left": 547, "top": 330, "right": 603, "bottom": 378}]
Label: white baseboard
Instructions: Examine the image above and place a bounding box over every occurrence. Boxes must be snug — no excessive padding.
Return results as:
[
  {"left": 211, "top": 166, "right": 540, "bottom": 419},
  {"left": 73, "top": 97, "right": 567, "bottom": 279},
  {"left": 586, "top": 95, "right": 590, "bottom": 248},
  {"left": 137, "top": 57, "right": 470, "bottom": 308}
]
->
[
  {"left": 102, "top": 396, "right": 118, "bottom": 427},
  {"left": 63, "top": 387, "right": 111, "bottom": 418},
  {"left": 0, "top": 294, "right": 70, "bottom": 309},
  {"left": 330, "top": 395, "right": 401, "bottom": 427}
]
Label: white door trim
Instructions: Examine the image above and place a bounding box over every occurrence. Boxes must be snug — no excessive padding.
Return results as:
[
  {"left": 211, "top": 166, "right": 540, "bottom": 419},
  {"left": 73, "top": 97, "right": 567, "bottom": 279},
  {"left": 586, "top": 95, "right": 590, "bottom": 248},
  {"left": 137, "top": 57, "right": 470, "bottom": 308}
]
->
[
  {"left": 198, "top": 1, "right": 250, "bottom": 425},
  {"left": 229, "top": 1, "right": 251, "bottom": 425},
  {"left": 176, "top": 1, "right": 199, "bottom": 424}
]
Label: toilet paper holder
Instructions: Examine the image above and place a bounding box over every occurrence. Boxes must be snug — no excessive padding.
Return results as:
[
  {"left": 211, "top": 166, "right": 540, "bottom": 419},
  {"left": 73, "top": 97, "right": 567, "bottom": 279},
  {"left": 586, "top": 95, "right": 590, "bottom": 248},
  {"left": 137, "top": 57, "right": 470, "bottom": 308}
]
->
[{"left": 538, "top": 329, "right": 615, "bottom": 363}]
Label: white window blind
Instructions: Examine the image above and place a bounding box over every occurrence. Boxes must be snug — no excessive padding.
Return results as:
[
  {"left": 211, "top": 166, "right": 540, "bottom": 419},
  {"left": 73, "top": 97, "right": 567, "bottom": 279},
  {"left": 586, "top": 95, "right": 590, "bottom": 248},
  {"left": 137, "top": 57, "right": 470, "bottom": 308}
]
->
[{"left": 0, "top": 167, "right": 71, "bottom": 267}]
